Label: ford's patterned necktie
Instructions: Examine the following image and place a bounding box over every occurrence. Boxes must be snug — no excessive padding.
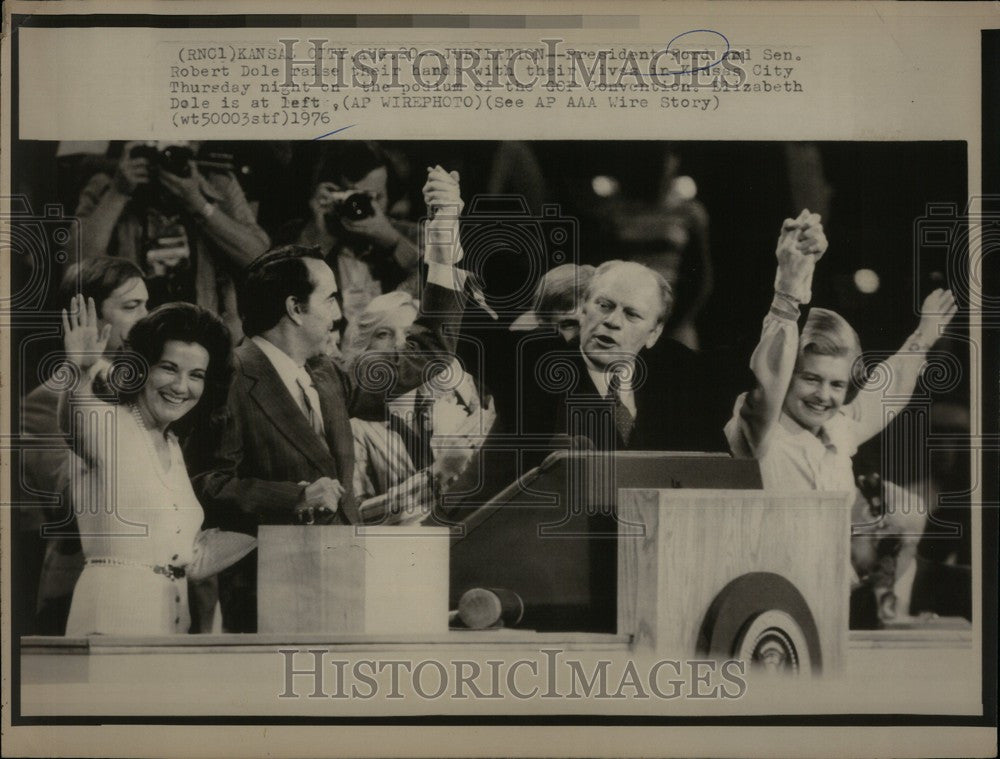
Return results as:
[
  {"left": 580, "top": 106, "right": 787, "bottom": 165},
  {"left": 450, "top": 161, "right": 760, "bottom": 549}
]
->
[{"left": 608, "top": 371, "right": 635, "bottom": 447}]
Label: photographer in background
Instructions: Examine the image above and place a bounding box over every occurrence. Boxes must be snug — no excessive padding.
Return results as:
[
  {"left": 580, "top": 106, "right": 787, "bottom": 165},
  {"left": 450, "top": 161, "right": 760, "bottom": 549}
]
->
[
  {"left": 73, "top": 140, "right": 270, "bottom": 340},
  {"left": 849, "top": 475, "right": 971, "bottom": 629},
  {"left": 274, "top": 141, "right": 420, "bottom": 326}
]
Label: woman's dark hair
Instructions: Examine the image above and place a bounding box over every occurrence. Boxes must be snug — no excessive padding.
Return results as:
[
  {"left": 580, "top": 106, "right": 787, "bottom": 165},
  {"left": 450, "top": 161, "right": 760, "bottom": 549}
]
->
[
  {"left": 117, "top": 303, "right": 233, "bottom": 433},
  {"left": 57, "top": 257, "right": 144, "bottom": 311},
  {"left": 238, "top": 244, "right": 324, "bottom": 337}
]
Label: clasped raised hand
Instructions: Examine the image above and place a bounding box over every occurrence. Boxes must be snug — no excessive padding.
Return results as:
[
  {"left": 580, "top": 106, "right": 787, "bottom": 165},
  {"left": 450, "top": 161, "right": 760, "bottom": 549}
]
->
[{"left": 775, "top": 208, "right": 827, "bottom": 304}]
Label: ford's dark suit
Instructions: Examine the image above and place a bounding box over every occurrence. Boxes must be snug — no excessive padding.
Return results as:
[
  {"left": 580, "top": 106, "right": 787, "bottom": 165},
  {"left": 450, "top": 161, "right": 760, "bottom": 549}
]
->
[{"left": 516, "top": 333, "right": 733, "bottom": 453}]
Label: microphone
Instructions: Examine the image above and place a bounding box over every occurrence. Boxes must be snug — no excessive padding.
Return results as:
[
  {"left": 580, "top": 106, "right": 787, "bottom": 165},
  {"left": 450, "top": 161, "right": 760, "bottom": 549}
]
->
[
  {"left": 539, "top": 434, "right": 595, "bottom": 472},
  {"left": 456, "top": 587, "right": 525, "bottom": 629},
  {"left": 547, "top": 433, "right": 595, "bottom": 451}
]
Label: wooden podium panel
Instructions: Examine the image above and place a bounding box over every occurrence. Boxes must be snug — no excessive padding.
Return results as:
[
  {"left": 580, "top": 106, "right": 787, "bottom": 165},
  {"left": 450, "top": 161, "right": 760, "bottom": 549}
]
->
[
  {"left": 447, "top": 452, "right": 761, "bottom": 632},
  {"left": 618, "top": 489, "right": 852, "bottom": 671},
  {"left": 258, "top": 526, "right": 450, "bottom": 635}
]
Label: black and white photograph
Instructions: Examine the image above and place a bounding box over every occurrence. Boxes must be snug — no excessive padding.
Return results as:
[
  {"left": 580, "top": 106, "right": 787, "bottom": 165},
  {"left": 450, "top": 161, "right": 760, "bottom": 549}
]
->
[{"left": 1, "top": 3, "right": 997, "bottom": 758}]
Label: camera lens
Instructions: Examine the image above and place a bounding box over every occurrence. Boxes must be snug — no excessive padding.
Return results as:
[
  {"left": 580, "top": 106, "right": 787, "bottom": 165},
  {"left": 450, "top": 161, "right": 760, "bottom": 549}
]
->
[
  {"left": 159, "top": 146, "right": 194, "bottom": 178},
  {"left": 337, "top": 192, "right": 375, "bottom": 221}
]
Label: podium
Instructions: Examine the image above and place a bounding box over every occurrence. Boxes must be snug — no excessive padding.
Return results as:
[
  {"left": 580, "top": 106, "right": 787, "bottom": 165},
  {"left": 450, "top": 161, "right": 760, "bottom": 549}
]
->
[
  {"left": 448, "top": 451, "right": 850, "bottom": 671},
  {"left": 447, "top": 451, "right": 762, "bottom": 632},
  {"left": 257, "top": 525, "right": 449, "bottom": 634},
  {"left": 617, "top": 488, "right": 850, "bottom": 671}
]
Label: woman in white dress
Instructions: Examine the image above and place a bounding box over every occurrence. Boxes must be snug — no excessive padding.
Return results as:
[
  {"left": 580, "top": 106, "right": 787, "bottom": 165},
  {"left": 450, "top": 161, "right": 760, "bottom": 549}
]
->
[{"left": 61, "top": 296, "right": 233, "bottom": 635}]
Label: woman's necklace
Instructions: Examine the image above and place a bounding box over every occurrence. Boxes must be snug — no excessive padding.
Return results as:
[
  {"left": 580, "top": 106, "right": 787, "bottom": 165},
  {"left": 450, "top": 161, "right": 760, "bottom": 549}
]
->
[{"left": 128, "top": 402, "right": 175, "bottom": 487}]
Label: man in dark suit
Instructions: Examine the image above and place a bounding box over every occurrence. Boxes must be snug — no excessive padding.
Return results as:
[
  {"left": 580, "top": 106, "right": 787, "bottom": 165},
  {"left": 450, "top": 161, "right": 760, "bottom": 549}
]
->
[
  {"left": 513, "top": 259, "right": 728, "bottom": 454},
  {"left": 189, "top": 167, "right": 466, "bottom": 632},
  {"left": 441, "top": 257, "right": 730, "bottom": 525},
  {"left": 438, "top": 260, "right": 734, "bottom": 632}
]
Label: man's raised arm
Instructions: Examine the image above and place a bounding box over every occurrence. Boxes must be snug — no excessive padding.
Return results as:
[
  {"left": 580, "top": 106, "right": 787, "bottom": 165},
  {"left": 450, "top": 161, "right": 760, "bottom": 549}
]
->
[{"left": 350, "top": 166, "right": 468, "bottom": 408}]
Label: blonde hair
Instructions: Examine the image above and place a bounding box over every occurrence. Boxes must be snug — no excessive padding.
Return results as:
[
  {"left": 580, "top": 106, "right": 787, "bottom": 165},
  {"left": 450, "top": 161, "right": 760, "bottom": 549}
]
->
[
  {"left": 799, "top": 307, "right": 865, "bottom": 403},
  {"left": 340, "top": 291, "right": 418, "bottom": 371},
  {"left": 534, "top": 263, "right": 596, "bottom": 315}
]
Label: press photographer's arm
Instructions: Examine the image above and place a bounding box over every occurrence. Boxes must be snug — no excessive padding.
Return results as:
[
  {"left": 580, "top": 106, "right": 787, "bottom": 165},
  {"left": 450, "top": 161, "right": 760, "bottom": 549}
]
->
[
  {"left": 337, "top": 185, "right": 420, "bottom": 273},
  {"left": 74, "top": 141, "right": 147, "bottom": 259},
  {"left": 158, "top": 160, "right": 269, "bottom": 269},
  {"left": 306, "top": 179, "right": 419, "bottom": 273},
  {"left": 74, "top": 141, "right": 269, "bottom": 269}
]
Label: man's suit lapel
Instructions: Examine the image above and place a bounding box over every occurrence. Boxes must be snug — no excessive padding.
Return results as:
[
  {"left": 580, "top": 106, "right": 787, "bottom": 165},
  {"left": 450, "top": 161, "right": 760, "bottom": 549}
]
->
[
  {"left": 308, "top": 360, "right": 361, "bottom": 525},
  {"left": 568, "top": 346, "right": 644, "bottom": 450},
  {"left": 561, "top": 348, "right": 628, "bottom": 449},
  {"left": 628, "top": 370, "right": 651, "bottom": 449},
  {"left": 565, "top": 343, "right": 601, "bottom": 400},
  {"left": 238, "top": 340, "right": 338, "bottom": 469}
]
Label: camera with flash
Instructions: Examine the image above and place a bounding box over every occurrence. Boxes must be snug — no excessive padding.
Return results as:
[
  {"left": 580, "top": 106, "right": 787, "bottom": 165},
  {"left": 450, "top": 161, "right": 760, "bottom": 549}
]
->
[
  {"left": 129, "top": 142, "right": 196, "bottom": 179},
  {"left": 325, "top": 189, "right": 376, "bottom": 224}
]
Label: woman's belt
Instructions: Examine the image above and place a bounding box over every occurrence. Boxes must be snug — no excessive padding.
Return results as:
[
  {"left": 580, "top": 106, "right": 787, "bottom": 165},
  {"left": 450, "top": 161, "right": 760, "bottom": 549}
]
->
[{"left": 85, "top": 557, "right": 186, "bottom": 579}]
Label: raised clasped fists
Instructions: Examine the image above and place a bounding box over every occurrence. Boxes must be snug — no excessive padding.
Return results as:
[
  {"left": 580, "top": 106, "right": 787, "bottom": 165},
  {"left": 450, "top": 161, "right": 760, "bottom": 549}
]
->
[
  {"left": 916, "top": 288, "right": 958, "bottom": 347},
  {"left": 775, "top": 208, "right": 827, "bottom": 304},
  {"left": 62, "top": 295, "right": 111, "bottom": 371},
  {"left": 423, "top": 165, "right": 463, "bottom": 220},
  {"left": 422, "top": 165, "right": 464, "bottom": 268}
]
